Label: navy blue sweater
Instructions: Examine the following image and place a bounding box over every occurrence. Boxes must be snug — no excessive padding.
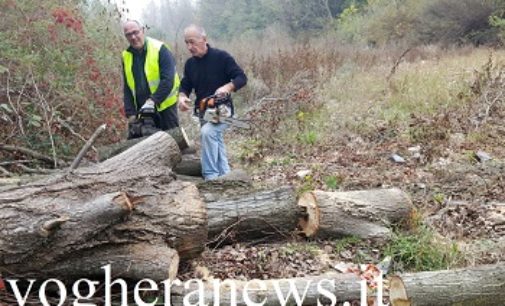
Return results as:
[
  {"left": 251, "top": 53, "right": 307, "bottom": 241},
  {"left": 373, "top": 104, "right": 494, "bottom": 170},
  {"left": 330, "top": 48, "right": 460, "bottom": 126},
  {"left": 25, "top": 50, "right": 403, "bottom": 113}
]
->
[{"left": 179, "top": 46, "right": 247, "bottom": 113}]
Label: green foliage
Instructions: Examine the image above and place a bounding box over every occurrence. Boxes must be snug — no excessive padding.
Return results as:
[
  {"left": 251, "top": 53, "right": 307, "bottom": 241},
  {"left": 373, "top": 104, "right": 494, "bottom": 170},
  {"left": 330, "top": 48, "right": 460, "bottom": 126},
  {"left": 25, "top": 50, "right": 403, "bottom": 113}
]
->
[
  {"left": 334, "top": 236, "right": 362, "bottom": 253},
  {"left": 0, "top": 0, "right": 124, "bottom": 162},
  {"left": 298, "top": 130, "right": 318, "bottom": 145},
  {"left": 432, "top": 192, "right": 446, "bottom": 205},
  {"left": 281, "top": 242, "right": 320, "bottom": 257},
  {"left": 297, "top": 175, "right": 316, "bottom": 195},
  {"left": 334, "top": 0, "right": 505, "bottom": 46},
  {"left": 238, "top": 138, "right": 265, "bottom": 164},
  {"left": 385, "top": 226, "right": 463, "bottom": 272},
  {"left": 324, "top": 175, "right": 343, "bottom": 190},
  {"left": 197, "top": 0, "right": 282, "bottom": 40},
  {"left": 417, "top": 0, "right": 500, "bottom": 45},
  {"left": 195, "top": 0, "right": 368, "bottom": 40}
]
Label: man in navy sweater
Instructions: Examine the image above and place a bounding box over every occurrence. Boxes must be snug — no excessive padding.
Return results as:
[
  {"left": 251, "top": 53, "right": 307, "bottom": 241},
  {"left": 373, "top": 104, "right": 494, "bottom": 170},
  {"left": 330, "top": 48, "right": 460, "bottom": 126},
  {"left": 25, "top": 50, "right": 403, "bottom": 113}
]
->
[{"left": 178, "top": 25, "right": 247, "bottom": 180}]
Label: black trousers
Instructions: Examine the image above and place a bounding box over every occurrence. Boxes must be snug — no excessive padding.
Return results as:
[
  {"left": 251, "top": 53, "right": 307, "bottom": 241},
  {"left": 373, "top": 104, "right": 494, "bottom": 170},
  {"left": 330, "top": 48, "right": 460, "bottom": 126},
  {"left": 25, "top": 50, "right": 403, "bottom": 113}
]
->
[{"left": 156, "top": 103, "right": 179, "bottom": 130}]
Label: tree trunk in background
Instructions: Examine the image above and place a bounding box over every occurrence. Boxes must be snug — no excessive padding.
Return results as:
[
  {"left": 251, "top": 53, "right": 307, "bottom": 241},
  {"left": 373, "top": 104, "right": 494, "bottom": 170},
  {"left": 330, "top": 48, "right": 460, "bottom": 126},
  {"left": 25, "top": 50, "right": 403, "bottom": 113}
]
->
[
  {"left": 96, "top": 127, "right": 190, "bottom": 161},
  {"left": 298, "top": 188, "right": 413, "bottom": 239},
  {"left": 0, "top": 132, "right": 207, "bottom": 281}
]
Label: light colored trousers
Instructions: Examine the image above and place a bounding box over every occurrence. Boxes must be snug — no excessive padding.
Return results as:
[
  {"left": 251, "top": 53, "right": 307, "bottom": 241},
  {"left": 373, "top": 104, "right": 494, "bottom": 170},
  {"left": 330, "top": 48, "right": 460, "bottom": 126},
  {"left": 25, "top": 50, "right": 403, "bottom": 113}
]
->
[{"left": 200, "top": 122, "right": 230, "bottom": 180}]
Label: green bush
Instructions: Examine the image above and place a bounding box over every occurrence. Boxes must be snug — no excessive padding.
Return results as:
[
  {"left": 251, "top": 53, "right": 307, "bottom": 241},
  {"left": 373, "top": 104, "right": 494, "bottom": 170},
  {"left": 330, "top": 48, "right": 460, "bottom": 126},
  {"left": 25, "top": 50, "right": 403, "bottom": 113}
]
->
[
  {"left": 334, "top": 0, "right": 504, "bottom": 46},
  {"left": 417, "top": 0, "right": 500, "bottom": 45},
  {"left": 0, "top": 0, "right": 124, "bottom": 165}
]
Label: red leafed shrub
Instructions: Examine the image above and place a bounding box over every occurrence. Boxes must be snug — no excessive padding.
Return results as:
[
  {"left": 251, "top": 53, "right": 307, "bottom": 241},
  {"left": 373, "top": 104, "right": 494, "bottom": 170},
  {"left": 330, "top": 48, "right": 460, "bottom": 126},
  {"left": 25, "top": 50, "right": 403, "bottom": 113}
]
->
[{"left": 0, "top": 0, "right": 125, "bottom": 165}]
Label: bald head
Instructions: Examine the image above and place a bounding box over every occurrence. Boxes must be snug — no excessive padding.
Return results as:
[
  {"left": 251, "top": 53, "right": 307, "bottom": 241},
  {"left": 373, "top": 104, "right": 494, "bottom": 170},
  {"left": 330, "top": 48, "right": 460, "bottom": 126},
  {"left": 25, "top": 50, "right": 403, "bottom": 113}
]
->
[{"left": 184, "top": 24, "right": 208, "bottom": 58}]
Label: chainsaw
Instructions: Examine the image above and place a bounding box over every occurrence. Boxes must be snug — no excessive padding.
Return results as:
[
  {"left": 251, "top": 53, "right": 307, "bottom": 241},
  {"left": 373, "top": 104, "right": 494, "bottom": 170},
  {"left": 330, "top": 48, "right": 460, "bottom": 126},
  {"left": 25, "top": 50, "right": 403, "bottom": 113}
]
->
[
  {"left": 195, "top": 94, "right": 250, "bottom": 129},
  {"left": 127, "top": 105, "right": 161, "bottom": 139}
]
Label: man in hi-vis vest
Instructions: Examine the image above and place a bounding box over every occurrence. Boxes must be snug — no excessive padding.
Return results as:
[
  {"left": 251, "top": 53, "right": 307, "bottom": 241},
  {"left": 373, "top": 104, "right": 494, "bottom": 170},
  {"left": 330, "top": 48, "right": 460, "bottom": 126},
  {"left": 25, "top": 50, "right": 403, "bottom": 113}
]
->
[{"left": 122, "top": 20, "right": 180, "bottom": 132}]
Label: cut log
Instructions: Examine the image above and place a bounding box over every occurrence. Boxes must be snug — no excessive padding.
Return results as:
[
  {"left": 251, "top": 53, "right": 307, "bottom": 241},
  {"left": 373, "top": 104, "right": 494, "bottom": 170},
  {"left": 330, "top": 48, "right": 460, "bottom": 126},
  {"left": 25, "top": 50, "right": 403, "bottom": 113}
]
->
[
  {"left": 43, "top": 243, "right": 179, "bottom": 282},
  {"left": 207, "top": 186, "right": 299, "bottom": 243},
  {"left": 389, "top": 262, "right": 505, "bottom": 306},
  {"left": 174, "top": 153, "right": 202, "bottom": 177},
  {"left": 97, "top": 127, "right": 190, "bottom": 161},
  {"left": 299, "top": 188, "right": 413, "bottom": 239},
  {"left": 197, "top": 171, "right": 254, "bottom": 202},
  {"left": 171, "top": 273, "right": 362, "bottom": 306},
  {"left": 0, "top": 132, "right": 206, "bottom": 280}
]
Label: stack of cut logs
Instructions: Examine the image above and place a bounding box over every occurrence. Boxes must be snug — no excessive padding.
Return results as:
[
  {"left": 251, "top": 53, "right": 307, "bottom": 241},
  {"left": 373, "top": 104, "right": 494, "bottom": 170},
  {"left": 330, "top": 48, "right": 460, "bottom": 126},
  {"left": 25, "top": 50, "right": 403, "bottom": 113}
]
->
[{"left": 1, "top": 131, "right": 503, "bottom": 306}]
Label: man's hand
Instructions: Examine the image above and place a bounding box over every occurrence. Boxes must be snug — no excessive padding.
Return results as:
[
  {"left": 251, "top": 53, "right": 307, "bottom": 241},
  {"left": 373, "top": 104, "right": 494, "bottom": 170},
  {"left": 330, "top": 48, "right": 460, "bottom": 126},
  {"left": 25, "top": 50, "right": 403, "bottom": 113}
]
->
[
  {"left": 178, "top": 95, "right": 191, "bottom": 112},
  {"left": 215, "top": 83, "right": 234, "bottom": 97},
  {"left": 140, "top": 98, "right": 155, "bottom": 113}
]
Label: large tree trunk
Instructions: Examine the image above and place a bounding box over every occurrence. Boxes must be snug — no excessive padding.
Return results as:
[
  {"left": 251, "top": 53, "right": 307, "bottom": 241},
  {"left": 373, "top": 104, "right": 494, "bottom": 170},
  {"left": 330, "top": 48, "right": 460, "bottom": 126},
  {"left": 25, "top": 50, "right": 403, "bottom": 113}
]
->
[
  {"left": 298, "top": 188, "right": 413, "bottom": 239},
  {"left": 0, "top": 132, "right": 207, "bottom": 280},
  {"left": 96, "top": 127, "right": 190, "bottom": 161},
  {"left": 171, "top": 273, "right": 362, "bottom": 306},
  {"left": 389, "top": 262, "right": 505, "bottom": 306},
  {"left": 207, "top": 186, "right": 299, "bottom": 244},
  {"left": 206, "top": 187, "right": 413, "bottom": 244}
]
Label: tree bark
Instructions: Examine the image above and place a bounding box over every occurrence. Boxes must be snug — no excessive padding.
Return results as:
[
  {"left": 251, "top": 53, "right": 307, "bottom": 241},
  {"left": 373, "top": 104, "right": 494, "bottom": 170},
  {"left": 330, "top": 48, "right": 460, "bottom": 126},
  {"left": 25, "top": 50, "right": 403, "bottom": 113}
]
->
[
  {"left": 171, "top": 273, "right": 362, "bottom": 306},
  {"left": 0, "top": 132, "right": 206, "bottom": 280},
  {"left": 43, "top": 243, "right": 179, "bottom": 282},
  {"left": 97, "top": 127, "right": 190, "bottom": 161},
  {"left": 173, "top": 153, "right": 202, "bottom": 177},
  {"left": 298, "top": 188, "right": 413, "bottom": 239},
  {"left": 389, "top": 262, "right": 505, "bottom": 306},
  {"left": 207, "top": 186, "right": 299, "bottom": 244}
]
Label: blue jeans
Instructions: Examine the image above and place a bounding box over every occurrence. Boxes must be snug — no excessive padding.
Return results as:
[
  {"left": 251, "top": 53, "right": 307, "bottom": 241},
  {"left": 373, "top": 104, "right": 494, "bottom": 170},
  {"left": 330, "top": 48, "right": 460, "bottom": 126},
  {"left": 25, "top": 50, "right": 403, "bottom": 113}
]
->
[{"left": 200, "top": 122, "right": 230, "bottom": 180}]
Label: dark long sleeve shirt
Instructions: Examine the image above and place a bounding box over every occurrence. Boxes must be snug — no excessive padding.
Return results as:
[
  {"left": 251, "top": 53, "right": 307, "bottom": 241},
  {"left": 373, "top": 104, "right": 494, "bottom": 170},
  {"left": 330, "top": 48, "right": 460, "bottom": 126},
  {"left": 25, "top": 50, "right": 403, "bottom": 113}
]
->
[
  {"left": 179, "top": 46, "right": 247, "bottom": 111},
  {"left": 123, "top": 42, "right": 176, "bottom": 117}
]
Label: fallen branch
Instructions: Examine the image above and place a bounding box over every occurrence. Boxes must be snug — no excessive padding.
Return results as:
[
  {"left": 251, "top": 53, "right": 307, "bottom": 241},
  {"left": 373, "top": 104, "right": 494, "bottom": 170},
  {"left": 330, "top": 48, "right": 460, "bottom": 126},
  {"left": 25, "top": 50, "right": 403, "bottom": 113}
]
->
[
  {"left": 386, "top": 47, "right": 412, "bottom": 83},
  {"left": 69, "top": 123, "right": 107, "bottom": 171},
  {"left": 5, "top": 68, "right": 25, "bottom": 136},
  {"left": 0, "top": 144, "right": 65, "bottom": 166},
  {"left": 0, "top": 166, "right": 12, "bottom": 177},
  {"left": 57, "top": 116, "right": 96, "bottom": 151},
  {"left": 30, "top": 69, "right": 58, "bottom": 168},
  {"left": 17, "top": 164, "right": 56, "bottom": 174},
  {"left": 0, "top": 159, "right": 37, "bottom": 166}
]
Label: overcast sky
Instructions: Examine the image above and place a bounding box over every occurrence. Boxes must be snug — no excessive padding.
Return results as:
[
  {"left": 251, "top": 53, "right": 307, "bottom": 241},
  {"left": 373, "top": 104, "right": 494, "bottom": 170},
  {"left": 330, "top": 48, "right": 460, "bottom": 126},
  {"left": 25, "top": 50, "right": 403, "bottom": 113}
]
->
[{"left": 121, "top": 0, "right": 147, "bottom": 21}]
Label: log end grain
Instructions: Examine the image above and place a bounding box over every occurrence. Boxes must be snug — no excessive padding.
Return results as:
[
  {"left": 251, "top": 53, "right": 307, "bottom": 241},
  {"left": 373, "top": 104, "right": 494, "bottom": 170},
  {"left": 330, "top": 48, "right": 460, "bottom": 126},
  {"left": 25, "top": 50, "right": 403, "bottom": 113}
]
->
[
  {"left": 389, "top": 275, "right": 411, "bottom": 306},
  {"left": 298, "top": 191, "right": 320, "bottom": 237}
]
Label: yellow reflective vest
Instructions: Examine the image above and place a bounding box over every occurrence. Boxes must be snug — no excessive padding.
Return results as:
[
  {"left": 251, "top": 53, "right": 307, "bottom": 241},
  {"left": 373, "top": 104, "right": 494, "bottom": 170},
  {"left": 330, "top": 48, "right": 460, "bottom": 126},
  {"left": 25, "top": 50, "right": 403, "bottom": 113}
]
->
[{"left": 122, "top": 37, "right": 180, "bottom": 112}]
